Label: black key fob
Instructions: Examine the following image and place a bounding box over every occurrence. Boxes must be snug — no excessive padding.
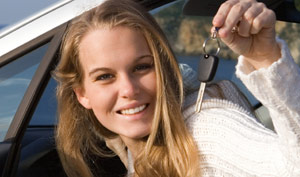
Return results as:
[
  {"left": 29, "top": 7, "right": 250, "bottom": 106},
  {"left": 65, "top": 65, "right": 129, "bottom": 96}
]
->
[{"left": 197, "top": 54, "right": 219, "bottom": 82}]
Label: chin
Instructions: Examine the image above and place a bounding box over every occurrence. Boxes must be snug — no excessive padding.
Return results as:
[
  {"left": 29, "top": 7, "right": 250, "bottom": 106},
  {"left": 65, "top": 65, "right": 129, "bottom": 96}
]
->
[{"left": 124, "top": 128, "right": 151, "bottom": 140}]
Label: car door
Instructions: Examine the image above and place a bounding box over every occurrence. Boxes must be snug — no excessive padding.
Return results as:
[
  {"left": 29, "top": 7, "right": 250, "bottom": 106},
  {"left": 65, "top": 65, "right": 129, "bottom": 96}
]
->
[{"left": 0, "top": 23, "right": 67, "bottom": 177}]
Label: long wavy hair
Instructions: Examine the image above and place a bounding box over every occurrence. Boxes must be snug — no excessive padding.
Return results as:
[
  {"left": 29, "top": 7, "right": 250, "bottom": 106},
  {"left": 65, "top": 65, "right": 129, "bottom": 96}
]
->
[{"left": 54, "top": 0, "right": 200, "bottom": 176}]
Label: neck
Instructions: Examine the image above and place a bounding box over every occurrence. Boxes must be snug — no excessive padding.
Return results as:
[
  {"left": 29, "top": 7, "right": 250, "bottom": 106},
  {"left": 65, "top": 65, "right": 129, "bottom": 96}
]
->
[{"left": 120, "top": 136, "right": 145, "bottom": 160}]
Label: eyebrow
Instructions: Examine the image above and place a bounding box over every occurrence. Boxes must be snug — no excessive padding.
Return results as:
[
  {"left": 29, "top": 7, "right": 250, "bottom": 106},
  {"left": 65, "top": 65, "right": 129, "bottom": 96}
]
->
[{"left": 88, "top": 54, "right": 153, "bottom": 77}]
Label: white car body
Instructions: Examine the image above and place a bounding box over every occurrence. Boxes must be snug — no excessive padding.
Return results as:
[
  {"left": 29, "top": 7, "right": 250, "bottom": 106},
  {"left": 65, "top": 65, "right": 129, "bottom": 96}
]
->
[{"left": 0, "top": 0, "right": 105, "bottom": 58}]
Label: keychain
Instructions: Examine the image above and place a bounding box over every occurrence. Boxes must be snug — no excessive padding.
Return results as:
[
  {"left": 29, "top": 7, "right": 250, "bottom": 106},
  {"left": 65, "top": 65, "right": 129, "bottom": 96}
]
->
[{"left": 195, "top": 27, "right": 221, "bottom": 113}]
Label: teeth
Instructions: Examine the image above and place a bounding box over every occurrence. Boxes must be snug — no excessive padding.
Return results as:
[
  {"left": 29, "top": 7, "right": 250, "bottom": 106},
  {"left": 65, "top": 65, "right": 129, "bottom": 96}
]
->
[{"left": 120, "top": 104, "right": 146, "bottom": 115}]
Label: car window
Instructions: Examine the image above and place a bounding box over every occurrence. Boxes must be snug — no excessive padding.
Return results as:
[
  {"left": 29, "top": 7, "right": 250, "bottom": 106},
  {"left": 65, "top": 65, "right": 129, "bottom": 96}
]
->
[
  {"left": 152, "top": 0, "right": 257, "bottom": 105},
  {"left": 0, "top": 0, "right": 63, "bottom": 32},
  {"left": 296, "top": 0, "right": 300, "bottom": 11},
  {"left": 0, "top": 43, "right": 49, "bottom": 141},
  {"left": 29, "top": 77, "right": 58, "bottom": 126},
  {"left": 152, "top": 0, "right": 300, "bottom": 130}
]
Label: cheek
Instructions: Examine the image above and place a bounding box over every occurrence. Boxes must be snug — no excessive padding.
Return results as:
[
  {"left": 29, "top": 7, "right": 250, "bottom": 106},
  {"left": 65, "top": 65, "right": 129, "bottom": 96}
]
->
[
  {"left": 90, "top": 91, "right": 116, "bottom": 129},
  {"left": 87, "top": 86, "right": 117, "bottom": 115},
  {"left": 143, "top": 72, "right": 157, "bottom": 96}
]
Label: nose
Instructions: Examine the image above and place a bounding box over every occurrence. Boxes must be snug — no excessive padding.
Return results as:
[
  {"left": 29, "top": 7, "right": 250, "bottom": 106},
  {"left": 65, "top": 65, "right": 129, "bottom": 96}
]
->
[{"left": 119, "top": 74, "right": 140, "bottom": 99}]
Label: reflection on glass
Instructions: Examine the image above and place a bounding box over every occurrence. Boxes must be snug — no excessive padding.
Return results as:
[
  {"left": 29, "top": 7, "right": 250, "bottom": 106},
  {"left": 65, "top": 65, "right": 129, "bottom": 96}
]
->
[
  {"left": 29, "top": 77, "right": 58, "bottom": 126},
  {"left": 296, "top": 0, "right": 300, "bottom": 11},
  {"left": 152, "top": 0, "right": 258, "bottom": 106},
  {"left": 276, "top": 21, "right": 300, "bottom": 66},
  {"left": 0, "top": 43, "right": 49, "bottom": 141}
]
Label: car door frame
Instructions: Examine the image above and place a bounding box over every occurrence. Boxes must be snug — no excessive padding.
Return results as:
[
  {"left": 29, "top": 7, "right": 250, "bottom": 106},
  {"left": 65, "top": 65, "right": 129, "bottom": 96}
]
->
[{"left": 0, "top": 23, "right": 67, "bottom": 177}]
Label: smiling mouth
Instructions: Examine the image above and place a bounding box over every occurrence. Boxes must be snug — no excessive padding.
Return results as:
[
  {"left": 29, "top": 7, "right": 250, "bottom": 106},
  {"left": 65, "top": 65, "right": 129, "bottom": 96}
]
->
[{"left": 118, "top": 104, "right": 148, "bottom": 115}]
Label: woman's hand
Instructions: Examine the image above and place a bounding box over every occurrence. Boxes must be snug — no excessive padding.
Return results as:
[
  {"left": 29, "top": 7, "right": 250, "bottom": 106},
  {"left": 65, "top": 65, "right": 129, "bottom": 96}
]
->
[{"left": 213, "top": 0, "right": 281, "bottom": 69}]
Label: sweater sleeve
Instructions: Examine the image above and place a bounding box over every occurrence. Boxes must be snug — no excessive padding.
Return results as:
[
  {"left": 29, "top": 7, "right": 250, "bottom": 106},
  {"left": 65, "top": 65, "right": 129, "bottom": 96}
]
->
[{"left": 235, "top": 37, "right": 300, "bottom": 175}]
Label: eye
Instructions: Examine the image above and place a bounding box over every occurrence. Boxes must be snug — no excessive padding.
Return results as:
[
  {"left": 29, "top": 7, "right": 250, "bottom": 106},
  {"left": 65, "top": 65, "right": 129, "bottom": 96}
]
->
[
  {"left": 95, "top": 73, "right": 114, "bottom": 81},
  {"left": 133, "top": 63, "right": 153, "bottom": 72}
]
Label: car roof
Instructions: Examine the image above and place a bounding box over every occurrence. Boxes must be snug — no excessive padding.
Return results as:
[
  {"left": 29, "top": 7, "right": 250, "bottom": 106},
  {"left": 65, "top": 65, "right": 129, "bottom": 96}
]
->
[
  {"left": 0, "top": 0, "right": 107, "bottom": 58},
  {"left": 0, "top": 0, "right": 175, "bottom": 58}
]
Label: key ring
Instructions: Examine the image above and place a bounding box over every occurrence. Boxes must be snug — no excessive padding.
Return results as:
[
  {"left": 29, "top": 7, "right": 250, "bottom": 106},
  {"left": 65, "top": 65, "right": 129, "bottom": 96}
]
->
[{"left": 203, "top": 27, "right": 221, "bottom": 56}]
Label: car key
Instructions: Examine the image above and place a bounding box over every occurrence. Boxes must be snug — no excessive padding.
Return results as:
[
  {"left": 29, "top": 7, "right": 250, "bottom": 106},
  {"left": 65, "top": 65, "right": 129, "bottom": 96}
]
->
[
  {"left": 195, "top": 27, "right": 220, "bottom": 113},
  {"left": 195, "top": 54, "right": 219, "bottom": 113}
]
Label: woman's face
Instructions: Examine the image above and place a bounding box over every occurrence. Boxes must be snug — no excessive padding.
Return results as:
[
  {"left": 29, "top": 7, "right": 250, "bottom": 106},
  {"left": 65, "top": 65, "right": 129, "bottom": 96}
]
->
[{"left": 75, "top": 26, "right": 156, "bottom": 141}]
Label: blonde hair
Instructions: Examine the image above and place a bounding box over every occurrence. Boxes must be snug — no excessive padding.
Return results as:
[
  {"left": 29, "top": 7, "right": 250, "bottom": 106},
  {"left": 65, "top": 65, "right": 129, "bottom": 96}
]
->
[{"left": 54, "top": 0, "right": 200, "bottom": 176}]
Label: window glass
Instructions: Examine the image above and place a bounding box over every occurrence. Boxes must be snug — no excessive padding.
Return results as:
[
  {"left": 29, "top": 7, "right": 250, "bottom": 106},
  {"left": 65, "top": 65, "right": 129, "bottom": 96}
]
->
[
  {"left": 152, "top": 0, "right": 258, "bottom": 105},
  {"left": 276, "top": 21, "right": 300, "bottom": 65},
  {"left": 29, "top": 77, "right": 58, "bottom": 126},
  {"left": 152, "top": 0, "right": 300, "bottom": 103},
  {"left": 296, "top": 0, "right": 300, "bottom": 11},
  {"left": 152, "top": 0, "right": 300, "bottom": 130},
  {"left": 0, "top": 43, "right": 49, "bottom": 141}
]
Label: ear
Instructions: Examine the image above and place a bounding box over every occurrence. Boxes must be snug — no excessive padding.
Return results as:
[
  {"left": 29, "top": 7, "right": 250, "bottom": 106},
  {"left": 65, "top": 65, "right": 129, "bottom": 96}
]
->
[{"left": 73, "top": 87, "right": 92, "bottom": 109}]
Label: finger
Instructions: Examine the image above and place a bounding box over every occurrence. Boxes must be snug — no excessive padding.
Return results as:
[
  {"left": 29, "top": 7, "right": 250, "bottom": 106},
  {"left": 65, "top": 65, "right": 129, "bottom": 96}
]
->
[
  {"left": 218, "top": 1, "right": 252, "bottom": 37},
  {"left": 210, "top": 26, "right": 215, "bottom": 35},
  {"left": 238, "top": 3, "right": 264, "bottom": 37},
  {"left": 250, "top": 8, "right": 276, "bottom": 34},
  {"left": 213, "top": 0, "right": 239, "bottom": 28}
]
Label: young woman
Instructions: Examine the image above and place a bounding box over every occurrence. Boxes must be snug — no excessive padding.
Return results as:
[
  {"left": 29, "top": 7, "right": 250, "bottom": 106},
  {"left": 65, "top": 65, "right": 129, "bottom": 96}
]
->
[{"left": 53, "top": 0, "right": 300, "bottom": 176}]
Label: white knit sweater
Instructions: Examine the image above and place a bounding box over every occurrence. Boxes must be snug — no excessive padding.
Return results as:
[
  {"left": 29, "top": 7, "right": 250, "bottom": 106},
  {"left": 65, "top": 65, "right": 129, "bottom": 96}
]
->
[{"left": 126, "top": 38, "right": 300, "bottom": 176}]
